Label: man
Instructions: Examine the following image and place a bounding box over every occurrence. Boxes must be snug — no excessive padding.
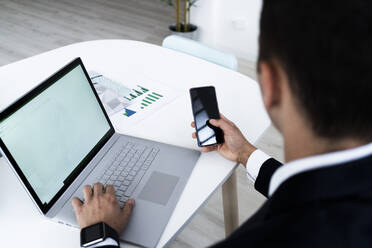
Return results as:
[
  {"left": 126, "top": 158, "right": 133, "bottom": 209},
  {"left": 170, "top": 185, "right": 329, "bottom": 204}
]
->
[{"left": 72, "top": 0, "right": 372, "bottom": 247}]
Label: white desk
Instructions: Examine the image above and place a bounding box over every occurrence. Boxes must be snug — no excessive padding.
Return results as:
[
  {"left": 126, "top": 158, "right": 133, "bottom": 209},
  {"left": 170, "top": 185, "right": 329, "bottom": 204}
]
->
[{"left": 0, "top": 40, "right": 270, "bottom": 247}]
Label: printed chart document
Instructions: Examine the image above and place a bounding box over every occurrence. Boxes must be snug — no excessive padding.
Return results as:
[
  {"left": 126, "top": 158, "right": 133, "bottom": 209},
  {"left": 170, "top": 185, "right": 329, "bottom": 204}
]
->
[{"left": 89, "top": 71, "right": 180, "bottom": 129}]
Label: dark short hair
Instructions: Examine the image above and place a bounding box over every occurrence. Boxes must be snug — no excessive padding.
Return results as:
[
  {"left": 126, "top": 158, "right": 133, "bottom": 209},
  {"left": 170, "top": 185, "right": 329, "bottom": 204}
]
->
[{"left": 258, "top": 0, "right": 372, "bottom": 141}]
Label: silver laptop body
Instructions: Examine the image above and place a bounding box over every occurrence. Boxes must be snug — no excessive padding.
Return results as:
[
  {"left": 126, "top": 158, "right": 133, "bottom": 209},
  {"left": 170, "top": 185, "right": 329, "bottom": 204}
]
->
[{"left": 0, "top": 58, "right": 200, "bottom": 248}]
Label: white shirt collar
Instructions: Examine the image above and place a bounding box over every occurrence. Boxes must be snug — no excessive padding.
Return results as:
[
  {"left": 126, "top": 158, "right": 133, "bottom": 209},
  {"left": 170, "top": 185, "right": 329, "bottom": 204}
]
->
[{"left": 269, "top": 142, "right": 372, "bottom": 196}]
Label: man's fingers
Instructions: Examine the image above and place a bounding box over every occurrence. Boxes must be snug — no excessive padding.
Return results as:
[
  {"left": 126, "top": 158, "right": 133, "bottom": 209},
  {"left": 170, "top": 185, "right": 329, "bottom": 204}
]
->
[
  {"left": 72, "top": 197, "right": 83, "bottom": 213},
  {"left": 121, "top": 199, "right": 135, "bottom": 223},
  {"left": 93, "top": 183, "right": 104, "bottom": 196},
  {"left": 83, "top": 185, "right": 93, "bottom": 201},
  {"left": 202, "top": 146, "right": 217, "bottom": 153},
  {"left": 191, "top": 121, "right": 195, "bottom": 128},
  {"left": 105, "top": 184, "right": 115, "bottom": 195},
  {"left": 192, "top": 132, "right": 197, "bottom": 139}
]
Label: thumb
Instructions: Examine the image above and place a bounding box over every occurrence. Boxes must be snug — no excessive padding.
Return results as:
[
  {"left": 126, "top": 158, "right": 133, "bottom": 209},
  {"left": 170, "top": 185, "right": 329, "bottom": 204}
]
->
[
  {"left": 72, "top": 197, "right": 83, "bottom": 214},
  {"left": 121, "top": 199, "right": 135, "bottom": 223},
  {"left": 209, "top": 118, "right": 229, "bottom": 130}
]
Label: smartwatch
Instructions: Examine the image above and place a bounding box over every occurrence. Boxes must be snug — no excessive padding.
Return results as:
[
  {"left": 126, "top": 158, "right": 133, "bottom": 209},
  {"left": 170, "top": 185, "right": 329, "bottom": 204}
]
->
[{"left": 80, "top": 222, "right": 120, "bottom": 247}]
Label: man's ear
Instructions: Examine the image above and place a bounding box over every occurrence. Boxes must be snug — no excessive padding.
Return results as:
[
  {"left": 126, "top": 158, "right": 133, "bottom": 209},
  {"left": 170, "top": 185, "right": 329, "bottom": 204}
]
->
[{"left": 257, "top": 61, "right": 281, "bottom": 111}]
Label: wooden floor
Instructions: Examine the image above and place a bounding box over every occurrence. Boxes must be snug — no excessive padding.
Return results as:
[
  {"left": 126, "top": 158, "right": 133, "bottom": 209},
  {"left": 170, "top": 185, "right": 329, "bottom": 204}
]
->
[{"left": 0, "top": 0, "right": 284, "bottom": 247}]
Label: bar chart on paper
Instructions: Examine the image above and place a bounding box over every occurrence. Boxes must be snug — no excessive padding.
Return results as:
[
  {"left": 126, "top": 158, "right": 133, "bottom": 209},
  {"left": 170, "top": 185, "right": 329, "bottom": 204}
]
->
[
  {"left": 89, "top": 71, "right": 180, "bottom": 127},
  {"left": 139, "top": 91, "right": 163, "bottom": 110},
  {"left": 122, "top": 85, "right": 162, "bottom": 110}
]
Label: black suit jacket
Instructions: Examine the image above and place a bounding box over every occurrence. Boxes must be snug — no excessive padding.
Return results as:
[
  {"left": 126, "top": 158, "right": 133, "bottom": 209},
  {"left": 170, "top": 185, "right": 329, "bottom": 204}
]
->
[
  {"left": 212, "top": 155, "right": 372, "bottom": 247},
  {"left": 102, "top": 155, "right": 372, "bottom": 248}
]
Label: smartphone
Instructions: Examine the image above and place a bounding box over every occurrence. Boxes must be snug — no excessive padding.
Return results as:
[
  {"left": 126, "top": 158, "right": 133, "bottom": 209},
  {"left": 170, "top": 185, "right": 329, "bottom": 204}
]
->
[{"left": 189, "top": 86, "right": 224, "bottom": 147}]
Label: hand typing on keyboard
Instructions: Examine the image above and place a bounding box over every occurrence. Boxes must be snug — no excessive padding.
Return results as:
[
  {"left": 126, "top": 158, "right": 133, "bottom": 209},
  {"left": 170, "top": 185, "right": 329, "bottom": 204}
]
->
[
  {"left": 72, "top": 183, "right": 135, "bottom": 234},
  {"left": 98, "top": 141, "right": 159, "bottom": 207}
]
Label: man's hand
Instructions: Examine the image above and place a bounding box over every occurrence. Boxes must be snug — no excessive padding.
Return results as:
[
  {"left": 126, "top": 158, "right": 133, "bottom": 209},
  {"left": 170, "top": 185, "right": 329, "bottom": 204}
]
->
[
  {"left": 191, "top": 114, "right": 257, "bottom": 166},
  {"left": 72, "top": 183, "right": 135, "bottom": 234}
]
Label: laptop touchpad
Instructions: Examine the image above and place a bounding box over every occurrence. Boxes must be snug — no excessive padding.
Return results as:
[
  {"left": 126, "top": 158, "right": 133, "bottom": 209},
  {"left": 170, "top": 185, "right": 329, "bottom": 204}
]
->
[{"left": 138, "top": 171, "right": 179, "bottom": 205}]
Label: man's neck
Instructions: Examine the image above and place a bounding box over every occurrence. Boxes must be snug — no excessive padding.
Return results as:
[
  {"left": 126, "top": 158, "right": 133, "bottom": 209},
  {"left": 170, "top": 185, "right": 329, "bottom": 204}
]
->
[{"left": 283, "top": 130, "right": 367, "bottom": 163}]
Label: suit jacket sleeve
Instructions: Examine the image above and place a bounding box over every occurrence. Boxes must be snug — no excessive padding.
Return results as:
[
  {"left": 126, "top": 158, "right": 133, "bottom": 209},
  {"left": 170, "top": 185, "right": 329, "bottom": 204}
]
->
[{"left": 254, "top": 158, "right": 283, "bottom": 197}]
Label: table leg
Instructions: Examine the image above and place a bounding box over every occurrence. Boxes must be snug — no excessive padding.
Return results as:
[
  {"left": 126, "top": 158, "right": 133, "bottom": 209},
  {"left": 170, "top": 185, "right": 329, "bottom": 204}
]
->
[{"left": 222, "top": 169, "right": 239, "bottom": 237}]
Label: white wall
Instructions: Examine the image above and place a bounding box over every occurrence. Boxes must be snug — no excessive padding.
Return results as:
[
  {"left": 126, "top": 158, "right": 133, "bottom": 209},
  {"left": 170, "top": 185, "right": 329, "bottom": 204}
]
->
[{"left": 191, "top": 0, "right": 262, "bottom": 62}]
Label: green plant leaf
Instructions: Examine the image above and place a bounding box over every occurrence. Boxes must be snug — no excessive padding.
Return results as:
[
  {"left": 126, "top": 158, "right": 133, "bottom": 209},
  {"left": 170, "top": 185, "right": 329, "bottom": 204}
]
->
[
  {"left": 160, "top": 0, "right": 174, "bottom": 6},
  {"left": 188, "top": 0, "right": 198, "bottom": 9},
  {"left": 190, "top": 0, "right": 198, "bottom": 6},
  {"left": 160, "top": 0, "right": 198, "bottom": 8}
]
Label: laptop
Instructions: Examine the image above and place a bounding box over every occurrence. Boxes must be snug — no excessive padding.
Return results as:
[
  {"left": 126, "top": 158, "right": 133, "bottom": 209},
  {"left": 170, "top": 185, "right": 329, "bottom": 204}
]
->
[{"left": 0, "top": 58, "right": 200, "bottom": 247}]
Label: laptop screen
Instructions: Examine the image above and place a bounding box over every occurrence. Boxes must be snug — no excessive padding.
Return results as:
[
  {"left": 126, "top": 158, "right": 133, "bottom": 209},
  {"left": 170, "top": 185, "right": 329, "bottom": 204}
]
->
[{"left": 0, "top": 58, "right": 114, "bottom": 213}]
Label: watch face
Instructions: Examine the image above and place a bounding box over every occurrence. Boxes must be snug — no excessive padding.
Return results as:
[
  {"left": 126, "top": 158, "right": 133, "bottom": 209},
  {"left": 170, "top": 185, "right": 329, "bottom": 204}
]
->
[{"left": 81, "top": 222, "right": 104, "bottom": 247}]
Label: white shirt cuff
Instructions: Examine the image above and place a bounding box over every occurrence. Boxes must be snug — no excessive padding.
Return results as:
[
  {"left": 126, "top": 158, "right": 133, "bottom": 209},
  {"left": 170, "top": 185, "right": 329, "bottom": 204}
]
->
[
  {"left": 85, "top": 238, "right": 119, "bottom": 248},
  {"left": 246, "top": 149, "right": 271, "bottom": 182}
]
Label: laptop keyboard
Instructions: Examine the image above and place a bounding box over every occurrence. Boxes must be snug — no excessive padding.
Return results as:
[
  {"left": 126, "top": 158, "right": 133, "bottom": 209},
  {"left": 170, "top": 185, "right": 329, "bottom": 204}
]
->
[{"left": 97, "top": 141, "right": 159, "bottom": 207}]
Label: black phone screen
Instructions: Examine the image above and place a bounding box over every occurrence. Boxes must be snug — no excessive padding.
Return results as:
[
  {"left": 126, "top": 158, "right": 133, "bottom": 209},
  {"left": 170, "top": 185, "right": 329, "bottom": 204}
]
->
[{"left": 190, "top": 86, "right": 224, "bottom": 147}]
